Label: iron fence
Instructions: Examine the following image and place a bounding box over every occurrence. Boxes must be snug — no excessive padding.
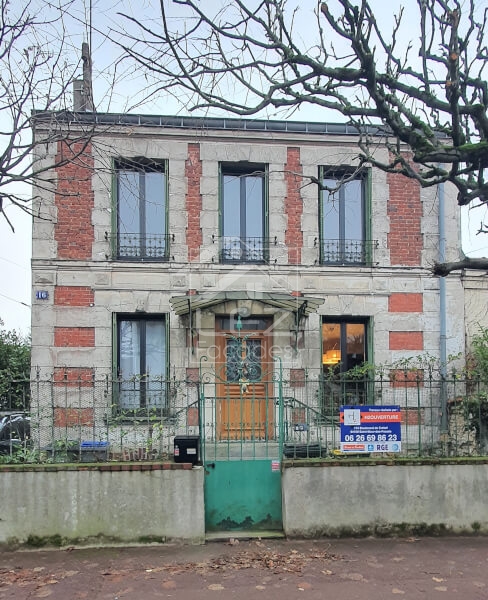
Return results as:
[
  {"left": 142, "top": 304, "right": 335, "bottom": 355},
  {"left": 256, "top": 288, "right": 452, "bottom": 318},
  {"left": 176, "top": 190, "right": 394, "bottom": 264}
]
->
[
  {"left": 281, "top": 370, "right": 488, "bottom": 457},
  {"left": 0, "top": 371, "right": 487, "bottom": 463},
  {"left": 0, "top": 376, "right": 200, "bottom": 463}
]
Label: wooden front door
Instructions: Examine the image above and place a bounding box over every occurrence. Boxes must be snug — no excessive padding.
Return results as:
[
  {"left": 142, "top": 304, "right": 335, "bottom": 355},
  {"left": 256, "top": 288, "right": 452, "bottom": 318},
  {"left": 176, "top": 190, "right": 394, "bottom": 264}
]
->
[{"left": 215, "top": 317, "right": 274, "bottom": 440}]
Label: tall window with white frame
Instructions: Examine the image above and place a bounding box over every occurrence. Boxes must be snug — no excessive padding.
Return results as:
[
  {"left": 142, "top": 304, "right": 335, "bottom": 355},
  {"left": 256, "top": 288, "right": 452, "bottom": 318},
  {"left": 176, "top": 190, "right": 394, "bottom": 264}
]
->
[
  {"left": 115, "top": 158, "right": 168, "bottom": 260},
  {"left": 321, "top": 319, "right": 369, "bottom": 417},
  {"left": 319, "top": 168, "right": 367, "bottom": 265},
  {"left": 117, "top": 316, "right": 167, "bottom": 414},
  {"left": 219, "top": 163, "right": 268, "bottom": 263}
]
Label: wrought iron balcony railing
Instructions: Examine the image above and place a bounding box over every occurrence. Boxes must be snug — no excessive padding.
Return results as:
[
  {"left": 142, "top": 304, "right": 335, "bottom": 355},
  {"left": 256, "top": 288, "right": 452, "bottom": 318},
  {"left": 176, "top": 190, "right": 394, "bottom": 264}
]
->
[
  {"left": 317, "top": 238, "right": 378, "bottom": 266},
  {"left": 213, "top": 235, "right": 277, "bottom": 263},
  {"left": 105, "top": 232, "right": 174, "bottom": 260}
]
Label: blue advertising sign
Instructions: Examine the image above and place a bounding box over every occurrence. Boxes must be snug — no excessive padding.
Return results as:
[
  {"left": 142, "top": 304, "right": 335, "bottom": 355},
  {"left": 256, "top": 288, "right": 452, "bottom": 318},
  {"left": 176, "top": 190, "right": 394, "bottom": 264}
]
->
[{"left": 340, "top": 405, "right": 402, "bottom": 453}]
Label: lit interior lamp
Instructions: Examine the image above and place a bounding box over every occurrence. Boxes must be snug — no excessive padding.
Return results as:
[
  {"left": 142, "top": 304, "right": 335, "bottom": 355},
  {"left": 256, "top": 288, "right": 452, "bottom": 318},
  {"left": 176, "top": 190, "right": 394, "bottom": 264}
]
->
[{"left": 322, "top": 350, "right": 341, "bottom": 365}]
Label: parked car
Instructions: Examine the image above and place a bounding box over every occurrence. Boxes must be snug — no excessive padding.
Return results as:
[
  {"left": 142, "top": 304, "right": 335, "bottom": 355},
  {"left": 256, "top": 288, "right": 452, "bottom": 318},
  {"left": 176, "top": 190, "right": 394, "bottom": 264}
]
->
[{"left": 0, "top": 414, "right": 30, "bottom": 454}]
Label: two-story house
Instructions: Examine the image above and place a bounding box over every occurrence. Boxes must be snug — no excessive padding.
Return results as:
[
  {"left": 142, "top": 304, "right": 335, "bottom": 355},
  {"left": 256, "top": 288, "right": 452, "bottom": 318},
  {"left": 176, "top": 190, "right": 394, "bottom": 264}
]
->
[{"left": 30, "top": 112, "right": 465, "bottom": 465}]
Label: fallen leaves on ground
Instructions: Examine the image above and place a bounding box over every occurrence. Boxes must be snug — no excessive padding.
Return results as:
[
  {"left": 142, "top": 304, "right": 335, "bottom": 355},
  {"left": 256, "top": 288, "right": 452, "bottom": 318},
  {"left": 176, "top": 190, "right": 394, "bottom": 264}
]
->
[
  {"left": 160, "top": 548, "right": 340, "bottom": 576},
  {"left": 0, "top": 546, "right": 341, "bottom": 589},
  {"left": 0, "top": 567, "right": 78, "bottom": 588}
]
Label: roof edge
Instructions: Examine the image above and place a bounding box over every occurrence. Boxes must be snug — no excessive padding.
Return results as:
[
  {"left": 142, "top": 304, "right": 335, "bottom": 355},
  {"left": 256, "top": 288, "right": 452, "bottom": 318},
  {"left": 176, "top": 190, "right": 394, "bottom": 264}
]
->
[{"left": 32, "top": 110, "right": 388, "bottom": 137}]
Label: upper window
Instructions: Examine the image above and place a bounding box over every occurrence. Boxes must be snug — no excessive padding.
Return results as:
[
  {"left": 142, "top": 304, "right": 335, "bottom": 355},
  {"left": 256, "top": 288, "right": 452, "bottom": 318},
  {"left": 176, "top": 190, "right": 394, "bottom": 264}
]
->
[
  {"left": 219, "top": 163, "right": 268, "bottom": 263},
  {"left": 116, "top": 315, "right": 168, "bottom": 414},
  {"left": 114, "top": 159, "right": 168, "bottom": 260},
  {"left": 319, "top": 168, "right": 367, "bottom": 265}
]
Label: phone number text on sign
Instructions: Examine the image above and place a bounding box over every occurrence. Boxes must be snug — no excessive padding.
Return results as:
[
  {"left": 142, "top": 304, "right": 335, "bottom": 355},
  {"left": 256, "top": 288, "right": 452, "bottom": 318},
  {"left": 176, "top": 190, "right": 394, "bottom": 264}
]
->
[{"left": 340, "top": 405, "right": 402, "bottom": 453}]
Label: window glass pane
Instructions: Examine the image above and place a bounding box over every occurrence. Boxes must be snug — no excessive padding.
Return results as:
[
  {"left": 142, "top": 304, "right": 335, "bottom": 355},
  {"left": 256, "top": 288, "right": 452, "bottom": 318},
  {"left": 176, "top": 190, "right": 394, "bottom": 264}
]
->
[
  {"left": 322, "top": 322, "right": 341, "bottom": 366},
  {"left": 145, "top": 320, "right": 166, "bottom": 377},
  {"left": 321, "top": 178, "right": 340, "bottom": 240},
  {"left": 322, "top": 321, "right": 367, "bottom": 372},
  {"left": 117, "top": 164, "right": 168, "bottom": 260},
  {"left": 145, "top": 172, "right": 166, "bottom": 236},
  {"left": 346, "top": 323, "right": 365, "bottom": 370},
  {"left": 118, "top": 170, "right": 140, "bottom": 234},
  {"left": 119, "top": 320, "right": 140, "bottom": 378},
  {"left": 245, "top": 176, "right": 263, "bottom": 238},
  {"left": 119, "top": 319, "right": 141, "bottom": 409},
  {"left": 222, "top": 167, "right": 266, "bottom": 262},
  {"left": 145, "top": 320, "right": 166, "bottom": 408},
  {"left": 322, "top": 319, "right": 368, "bottom": 414},
  {"left": 344, "top": 179, "right": 363, "bottom": 241},
  {"left": 118, "top": 318, "right": 166, "bottom": 410},
  {"left": 223, "top": 175, "right": 241, "bottom": 237}
]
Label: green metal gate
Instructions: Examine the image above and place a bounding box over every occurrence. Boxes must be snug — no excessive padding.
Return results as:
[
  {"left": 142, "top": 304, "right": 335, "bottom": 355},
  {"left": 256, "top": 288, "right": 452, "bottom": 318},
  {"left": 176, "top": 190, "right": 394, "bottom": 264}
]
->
[{"left": 199, "top": 347, "right": 284, "bottom": 533}]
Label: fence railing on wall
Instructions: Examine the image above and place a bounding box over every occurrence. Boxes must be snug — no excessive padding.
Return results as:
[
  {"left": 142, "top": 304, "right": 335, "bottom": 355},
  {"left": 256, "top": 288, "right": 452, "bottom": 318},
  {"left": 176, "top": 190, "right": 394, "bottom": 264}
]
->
[{"left": 0, "top": 371, "right": 487, "bottom": 462}]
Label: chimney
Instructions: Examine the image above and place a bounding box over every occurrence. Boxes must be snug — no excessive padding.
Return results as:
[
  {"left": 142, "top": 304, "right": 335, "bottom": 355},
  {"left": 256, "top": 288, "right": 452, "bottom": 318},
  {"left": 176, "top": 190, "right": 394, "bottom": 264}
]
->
[{"left": 73, "top": 42, "right": 94, "bottom": 112}]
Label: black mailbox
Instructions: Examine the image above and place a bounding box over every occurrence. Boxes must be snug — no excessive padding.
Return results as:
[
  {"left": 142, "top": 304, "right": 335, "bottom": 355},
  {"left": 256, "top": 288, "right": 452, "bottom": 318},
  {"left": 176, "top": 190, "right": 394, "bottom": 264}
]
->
[{"left": 174, "top": 435, "right": 200, "bottom": 466}]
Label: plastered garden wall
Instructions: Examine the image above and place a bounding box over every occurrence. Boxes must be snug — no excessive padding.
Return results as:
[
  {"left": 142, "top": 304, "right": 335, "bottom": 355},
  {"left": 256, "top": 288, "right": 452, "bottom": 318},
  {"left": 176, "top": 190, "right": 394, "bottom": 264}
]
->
[
  {"left": 282, "top": 462, "right": 488, "bottom": 537},
  {"left": 0, "top": 464, "right": 205, "bottom": 546}
]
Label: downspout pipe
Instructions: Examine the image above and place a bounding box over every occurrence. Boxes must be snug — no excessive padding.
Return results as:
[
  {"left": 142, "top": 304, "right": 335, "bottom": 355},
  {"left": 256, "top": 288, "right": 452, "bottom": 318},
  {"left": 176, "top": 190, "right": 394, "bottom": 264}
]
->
[{"left": 438, "top": 176, "right": 448, "bottom": 433}]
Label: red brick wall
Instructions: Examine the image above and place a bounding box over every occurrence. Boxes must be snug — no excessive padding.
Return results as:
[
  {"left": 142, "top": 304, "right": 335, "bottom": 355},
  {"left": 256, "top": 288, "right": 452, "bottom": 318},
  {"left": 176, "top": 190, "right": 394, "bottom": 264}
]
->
[
  {"left": 53, "top": 367, "right": 95, "bottom": 387},
  {"left": 54, "top": 286, "right": 94, "bottom": 307},
  {"left": 285, "top": 147, "right": 303, "bottom": 264},
  {"left": 290, "top": 368, "right": 305, "bottom": 387},
  {"left": 387, "top": 167, "right": 423, "bottom": 265},
  {"left": 185, "top": 143, "right": 202, "bottom": 261},
  {"left": 54, "top": 327, "right": 95, "bottom": 347},
  {"left": 390, "top": 369, "right": 424, "bottom": 388},
  {"left": 389, "top": 332, "right": 424, "bottom": 351},
  {"left": 54, "top": 407, "right": 94, "bottom": 427},
  {"left": 388, "top": 293, "right": 423, "bottom": 313},
  {"left": 54, "top": 141, "right": 94, "bottom": 259},
  {"left": 401, "top": 408, "right": 425, "bottom": 425}
]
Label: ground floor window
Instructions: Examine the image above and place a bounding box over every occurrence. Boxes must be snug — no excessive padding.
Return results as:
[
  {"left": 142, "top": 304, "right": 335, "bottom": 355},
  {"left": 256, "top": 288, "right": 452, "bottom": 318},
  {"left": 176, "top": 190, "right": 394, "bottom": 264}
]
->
[
  {"left": 117, "top": 315, "right": 167, "bottom": 412},
  {"left": 321, "top": 318, "right": 369, "bottom": 417}
]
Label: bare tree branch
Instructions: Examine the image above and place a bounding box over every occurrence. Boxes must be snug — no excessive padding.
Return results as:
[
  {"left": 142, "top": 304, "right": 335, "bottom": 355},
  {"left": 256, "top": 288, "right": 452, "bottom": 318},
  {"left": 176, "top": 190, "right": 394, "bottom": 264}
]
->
[
  {"left": 0, "top": 0, "right": 98, "bottom": 230},
  {"left": 433, "top": 257, "right": 488, "bottom": 276},
  {"left": 110, "top": 0, "right": 488, "bottom": 215}
]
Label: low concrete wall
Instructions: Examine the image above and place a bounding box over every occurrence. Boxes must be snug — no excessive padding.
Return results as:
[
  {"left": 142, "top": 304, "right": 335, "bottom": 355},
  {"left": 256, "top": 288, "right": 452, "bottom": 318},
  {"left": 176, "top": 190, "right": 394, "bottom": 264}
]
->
[
  {"left": 0, "top": 464, "right": 205, "bottom": 545},
  {"left": 282, "top": 462, "right": 488, "bottom": 536}
]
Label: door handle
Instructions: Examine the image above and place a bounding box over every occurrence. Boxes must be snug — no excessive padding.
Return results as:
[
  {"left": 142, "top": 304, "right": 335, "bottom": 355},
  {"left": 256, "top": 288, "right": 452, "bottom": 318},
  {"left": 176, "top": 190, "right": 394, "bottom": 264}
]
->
[{"left": 206, "top": 462, "right": 215, "bottom": 469}]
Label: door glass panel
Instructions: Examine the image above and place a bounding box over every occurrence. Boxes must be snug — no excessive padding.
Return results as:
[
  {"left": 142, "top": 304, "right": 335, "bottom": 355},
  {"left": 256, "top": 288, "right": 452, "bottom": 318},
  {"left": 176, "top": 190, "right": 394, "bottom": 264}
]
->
[
  {"left": 245, "top": 339, "right": 262, "bottom": 381},
  {"left": 218, "top": 316, "right": 270, "bottom": 331},
  {"left": 226, "top": 338, "right": 241, "bottom": 382}
]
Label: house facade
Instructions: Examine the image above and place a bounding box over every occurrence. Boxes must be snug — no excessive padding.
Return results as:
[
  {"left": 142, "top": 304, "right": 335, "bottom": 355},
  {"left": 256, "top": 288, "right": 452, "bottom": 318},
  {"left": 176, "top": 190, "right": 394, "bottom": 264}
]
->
[{"left": 30, "top": 114, "right": 465, "bottom": 458}]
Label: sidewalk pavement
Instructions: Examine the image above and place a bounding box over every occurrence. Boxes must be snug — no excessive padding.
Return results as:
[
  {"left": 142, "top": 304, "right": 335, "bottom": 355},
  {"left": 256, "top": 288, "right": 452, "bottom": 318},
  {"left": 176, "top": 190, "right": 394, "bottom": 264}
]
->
[{"left": 1, "top": 536, "right": 488, "bottom": 599}]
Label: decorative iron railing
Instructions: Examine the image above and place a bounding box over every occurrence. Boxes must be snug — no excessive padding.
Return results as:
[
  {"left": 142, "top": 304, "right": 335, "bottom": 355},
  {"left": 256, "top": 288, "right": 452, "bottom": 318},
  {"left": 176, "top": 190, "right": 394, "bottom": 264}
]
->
[
  {"left": 213, "top": 235, "right": 277, "bottom": 263},
  {"left": 105, "top": 232, "right": 174, "bottom": 260},
  {"left": 1, "top": 372, "right": 488, "bottom": 462},
  {"left": 317, "top": 238, "right": 378, "bottom": 265}
]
